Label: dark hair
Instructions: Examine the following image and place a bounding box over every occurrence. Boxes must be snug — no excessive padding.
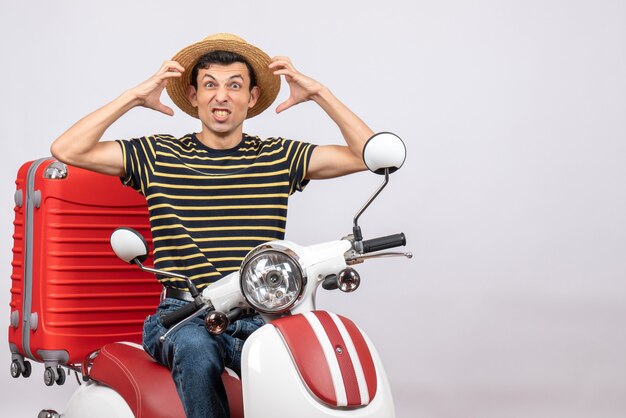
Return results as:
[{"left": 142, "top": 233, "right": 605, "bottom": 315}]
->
[{"left": 190, "top": 50, "right": 257, "bottom": 91}]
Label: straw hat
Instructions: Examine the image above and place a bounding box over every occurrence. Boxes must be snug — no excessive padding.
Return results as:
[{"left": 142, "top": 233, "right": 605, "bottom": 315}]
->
[{"left": 166, "top": 33, "right": 280, "bottom": 119}]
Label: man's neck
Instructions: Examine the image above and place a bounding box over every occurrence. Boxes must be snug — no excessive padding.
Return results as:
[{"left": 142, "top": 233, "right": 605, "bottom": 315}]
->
[{"left": 196, "top": 128, "right": 243, "bottom": 150}]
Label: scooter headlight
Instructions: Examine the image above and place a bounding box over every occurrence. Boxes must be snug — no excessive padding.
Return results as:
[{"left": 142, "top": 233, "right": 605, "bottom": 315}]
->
[{"left": 240, "top": 247, "right": 305, "bottom": 314}]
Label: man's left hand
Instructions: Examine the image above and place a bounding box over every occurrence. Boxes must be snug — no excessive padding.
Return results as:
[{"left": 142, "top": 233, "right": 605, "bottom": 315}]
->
[{"left": 269, "top": 56, "right": 326, "bottom": 113}]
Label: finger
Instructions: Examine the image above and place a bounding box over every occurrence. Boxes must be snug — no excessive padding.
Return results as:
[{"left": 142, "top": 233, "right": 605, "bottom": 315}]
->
[
  {"left": 269, "top": 57, "right": 295, "bottom": 71},
  {"left": 271, "top": 56, "right": 292, "bottom": 64},
  {"left": 169, "top": 60, "right": 184, "bottom": 71},
  {"left": 269, "top": 62, "right": 295, "bottom": 72},
  {"left": 155, "top": 103, "right": 175, "bottom": 116},
  {"left": 270, "top": 55, "right": 282, "bottom": 63},
  {"left": 272, "top": 69, "right": 295, "bottom": 77},
  {"left": 155, "top": 70, "right": 184, "bottom": 83},
  {"left": 275, "top": 98, "right": 295, "bottom": 114},
  {"left": 162, "top": 70, "right": 184, "bottom": 78},
  {"left": 158, "top": 61, "right": 185, "bottom": 74},
  {"left": 268, "top": 60, "right": 286, "bottom": 70},
  {"left": 161, "top": 60, "right": 185, "bottom": 71}
]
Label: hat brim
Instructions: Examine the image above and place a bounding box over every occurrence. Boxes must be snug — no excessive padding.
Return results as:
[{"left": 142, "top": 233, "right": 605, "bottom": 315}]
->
[{"left": 166, "top": 37, "right": 280, "bottom": 119}]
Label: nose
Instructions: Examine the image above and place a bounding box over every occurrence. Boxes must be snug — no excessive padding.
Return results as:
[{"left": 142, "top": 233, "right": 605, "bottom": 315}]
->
[{"left": 214, "top": 85, "right": 228, "bottom": 103}]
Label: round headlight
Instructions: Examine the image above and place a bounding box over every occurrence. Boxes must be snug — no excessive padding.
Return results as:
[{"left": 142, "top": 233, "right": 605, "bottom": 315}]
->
[{"left": 240, "top": 248, "right": 305, "bottom": 314}]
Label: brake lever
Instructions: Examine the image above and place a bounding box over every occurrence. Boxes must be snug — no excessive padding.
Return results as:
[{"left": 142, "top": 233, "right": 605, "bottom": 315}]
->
[
  {"left": 159, "top": 303, "right": 213, "bottom": 342},
  {"left": 346, "top": 251, "right": 413, "bottom": 265}
]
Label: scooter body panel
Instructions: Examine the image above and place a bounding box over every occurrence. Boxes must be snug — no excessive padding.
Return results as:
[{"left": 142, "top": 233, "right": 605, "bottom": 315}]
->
[
  {"left": 62, "top": 380, "right": 134, "bottom": 418},
  {"left": 242, "top": 316, "right": 395, "bottom": 418}
]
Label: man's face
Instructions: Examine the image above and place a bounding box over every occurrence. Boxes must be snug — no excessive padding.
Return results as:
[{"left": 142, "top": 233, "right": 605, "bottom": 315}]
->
[{"left": 187, "top": 62, "right": 260, "bottom": 138}]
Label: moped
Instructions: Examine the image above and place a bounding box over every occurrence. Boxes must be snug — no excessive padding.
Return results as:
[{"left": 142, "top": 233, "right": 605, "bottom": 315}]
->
[{"left": 39, "top": 132, "right": 411, "bottom": 418}]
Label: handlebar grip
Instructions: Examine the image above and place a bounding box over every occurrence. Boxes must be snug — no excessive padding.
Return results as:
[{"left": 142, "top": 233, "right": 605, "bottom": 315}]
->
[
  {"left": 362, "top": 233, "right": 406, "bottom": 253},
  {"left": 161, "top": 300, "right": 202, "bottom": 329}
]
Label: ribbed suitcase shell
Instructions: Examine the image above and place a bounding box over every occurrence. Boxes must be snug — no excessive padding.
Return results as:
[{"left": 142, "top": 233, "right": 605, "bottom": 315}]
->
[{"left": 9, "top": 158, "right": 161, "bottom": 374}]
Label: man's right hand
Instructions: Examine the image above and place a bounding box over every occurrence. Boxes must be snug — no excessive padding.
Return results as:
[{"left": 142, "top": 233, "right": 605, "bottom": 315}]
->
[
  {"left": 51, "top": 61, "right": 186, "bottom": 177},
  {"left": 129, "top": 61, "right": 185, "bottom": 116}
]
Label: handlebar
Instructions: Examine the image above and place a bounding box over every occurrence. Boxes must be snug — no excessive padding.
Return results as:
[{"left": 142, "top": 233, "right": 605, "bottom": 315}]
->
[
  {"left": 161, "top": 299, "right": 204, "bottom": 329},
  {"left": 362, "top": 233, "right": 406, "bottom": 254}
]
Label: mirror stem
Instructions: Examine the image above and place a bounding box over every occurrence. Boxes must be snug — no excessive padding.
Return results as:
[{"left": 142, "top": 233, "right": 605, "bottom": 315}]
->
[
  {"left": 353, "top": 168, "right": 390, "bottom": 228},
  {"left": 132, "top": 259, "right": 200, "bottom": 298},
  {"left": 352, "top": 168, "right": 390, "bottom": 252}
]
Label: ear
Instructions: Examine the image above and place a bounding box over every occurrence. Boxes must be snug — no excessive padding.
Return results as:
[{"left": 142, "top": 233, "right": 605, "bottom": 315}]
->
[
  {"left": 187, "top": 85, "right": 198, "bottom": 108},
  {"left": 248, "top": 86, "right": 260, "bottom": 109}
]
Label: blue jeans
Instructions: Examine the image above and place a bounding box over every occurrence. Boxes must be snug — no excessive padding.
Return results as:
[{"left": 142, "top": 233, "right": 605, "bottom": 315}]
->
[{"left": 142, "top": 298, "right": 264, "bottom": 418}]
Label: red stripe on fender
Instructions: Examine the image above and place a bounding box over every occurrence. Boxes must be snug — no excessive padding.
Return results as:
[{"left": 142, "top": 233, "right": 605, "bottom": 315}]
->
[
  {"left": 339, "top": 315, "right": 378, "bottom": 401},
  {"left": 314, "top": 311, "right": 362, "bottom": 406},
  {"left": 273, "top": 314, "right": 336, "bottom": 405}
]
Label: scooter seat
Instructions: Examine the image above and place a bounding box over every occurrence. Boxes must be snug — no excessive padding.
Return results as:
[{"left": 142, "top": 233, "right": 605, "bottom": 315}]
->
[{"left": 90, "top": 342, "right": 243, "bottom": 418}]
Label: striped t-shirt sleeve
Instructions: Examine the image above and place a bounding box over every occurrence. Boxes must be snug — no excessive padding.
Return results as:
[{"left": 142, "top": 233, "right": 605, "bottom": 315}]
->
[
  {"left": 116, "top": 137, "right": 157, "bottom": 195},
  {"left": 283, "top": 139, "right": 317, "bottom": 194}
]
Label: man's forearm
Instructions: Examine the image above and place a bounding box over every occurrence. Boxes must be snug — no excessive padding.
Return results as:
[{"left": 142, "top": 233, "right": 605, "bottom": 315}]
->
[
  {"left": 50, "top": 90, "right": 139, "bottom": 165},
  {"left": 311, "top": 87, "right": 374, "bottom": 157},
  {"left": 51, "top": 61, "right": 181, "bottom": 174}
]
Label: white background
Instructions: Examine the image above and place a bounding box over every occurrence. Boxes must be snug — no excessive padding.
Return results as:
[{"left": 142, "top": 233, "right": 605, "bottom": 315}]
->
[{"left": 1, "top": 1, "right": 625, "bottom": 417}]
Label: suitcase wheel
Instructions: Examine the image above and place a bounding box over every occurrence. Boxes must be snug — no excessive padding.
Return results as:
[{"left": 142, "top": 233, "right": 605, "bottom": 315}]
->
[
  {"left": 56, "top": 367, "right": 66, "bottom": 385},
  {"left": 10, "top": 360, "right": 21, "bottom": 378},
  {"left": 10, "top": 359, "right": 30, "bottom": 379},
  {"left": 43, "top": 367, "right": 54, "bottom": 386},
  {"left": 22, "top": 361, "right": 31, "bottom": 378},
  {"left": 43, "top": 366, "right": 66, "bottom": 386}
]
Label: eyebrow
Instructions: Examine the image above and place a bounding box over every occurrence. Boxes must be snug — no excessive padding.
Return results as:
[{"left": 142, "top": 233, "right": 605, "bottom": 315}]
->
[{"left": 202, "top": 73, "right": 245, "bottom": 81}]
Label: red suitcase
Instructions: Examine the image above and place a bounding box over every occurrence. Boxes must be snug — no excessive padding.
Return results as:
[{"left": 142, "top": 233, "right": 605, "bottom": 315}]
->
[{"left": 8, "top": 157, "right": 161, "bottom": 385}]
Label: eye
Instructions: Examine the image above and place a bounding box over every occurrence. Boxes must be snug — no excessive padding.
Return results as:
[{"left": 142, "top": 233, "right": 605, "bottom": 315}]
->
[
  {"left": 231, "top": 82, "right": 241, "bottom": 89},
  {"left": 204, "top": 82, "right": 215, "bottom": 88}
]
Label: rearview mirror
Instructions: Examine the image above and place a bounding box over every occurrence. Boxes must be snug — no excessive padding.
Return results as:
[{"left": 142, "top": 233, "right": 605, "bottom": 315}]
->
[
  {"left": 110, "top": 227, "right": 149, "bottom": 264},
  {"left": 352, "top": 132, "right": 407, "bottom": 251},
  {"left": 362, "top": 132, "right": 406, "bottom": 174}
]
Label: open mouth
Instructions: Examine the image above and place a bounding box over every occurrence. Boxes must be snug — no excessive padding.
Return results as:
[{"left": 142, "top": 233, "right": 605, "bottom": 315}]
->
[{"left": 212, "top": 108, "right": 231, "bottom": 119}]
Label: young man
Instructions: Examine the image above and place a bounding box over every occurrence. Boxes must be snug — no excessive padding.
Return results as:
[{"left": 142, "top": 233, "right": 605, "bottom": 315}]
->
[{"left": 51, "top": 33, "right": 374, "bottom": 418}]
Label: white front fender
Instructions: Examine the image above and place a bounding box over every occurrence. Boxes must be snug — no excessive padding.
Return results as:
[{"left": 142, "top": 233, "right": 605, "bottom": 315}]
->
[{"left": 241, "top": 319, "right": 395, "bottom": 418}]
